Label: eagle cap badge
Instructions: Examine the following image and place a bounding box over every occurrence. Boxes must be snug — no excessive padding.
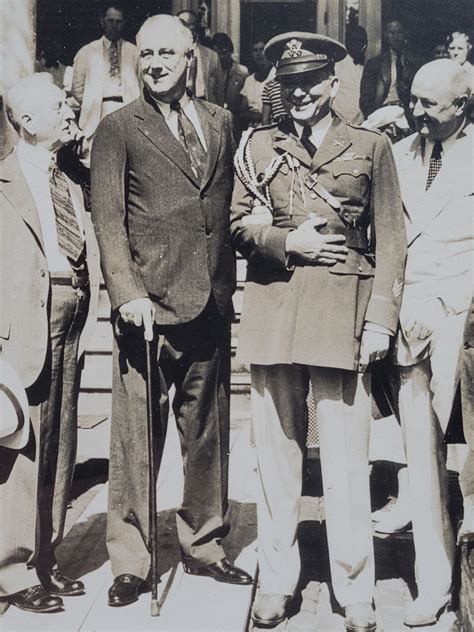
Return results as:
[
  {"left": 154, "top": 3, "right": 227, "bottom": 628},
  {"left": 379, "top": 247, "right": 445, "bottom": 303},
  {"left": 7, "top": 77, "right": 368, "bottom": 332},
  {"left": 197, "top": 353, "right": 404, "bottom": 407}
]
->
[{"left": 286, "top": 39, "right": 303, "bottom": 57}]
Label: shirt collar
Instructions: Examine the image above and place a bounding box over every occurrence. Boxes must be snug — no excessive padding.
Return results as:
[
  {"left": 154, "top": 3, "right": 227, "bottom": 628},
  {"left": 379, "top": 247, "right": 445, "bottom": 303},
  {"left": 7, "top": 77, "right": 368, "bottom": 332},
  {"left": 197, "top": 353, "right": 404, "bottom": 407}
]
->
[
  {"left": 102, "top": 35, "right": 121, "bottom": 50},
  {"left": 149, "top": 93, "right": 192, "bottom": 120},
  {"left": 17, "top": 140, "right": 55, "bottom": 173},
  {"left": 424, "top": 117, "right": 467, "bottom": 157},
  {"left": 293, "top": 114, "right": 333, "bottom": 142}
]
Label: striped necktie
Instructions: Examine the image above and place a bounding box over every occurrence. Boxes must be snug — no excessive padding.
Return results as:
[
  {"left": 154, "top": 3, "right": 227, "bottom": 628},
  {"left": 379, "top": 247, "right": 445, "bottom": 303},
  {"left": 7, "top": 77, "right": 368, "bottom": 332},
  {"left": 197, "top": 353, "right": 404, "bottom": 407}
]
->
[
  {"left": 426, "top": 140, "right": 442, "bottom": 190},
  {"left": 49, "top": 160, "right": 84, "bottom": 262},
  {"left": 171, "top": 100, "right": 207, "bottom": 178}
]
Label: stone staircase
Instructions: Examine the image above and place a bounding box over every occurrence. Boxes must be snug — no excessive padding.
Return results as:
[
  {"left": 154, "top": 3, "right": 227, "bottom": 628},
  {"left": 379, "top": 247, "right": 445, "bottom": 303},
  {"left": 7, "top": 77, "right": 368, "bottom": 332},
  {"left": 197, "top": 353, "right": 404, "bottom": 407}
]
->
[{"left": 78, "top": 256, "right": 250, "bottom": 418}]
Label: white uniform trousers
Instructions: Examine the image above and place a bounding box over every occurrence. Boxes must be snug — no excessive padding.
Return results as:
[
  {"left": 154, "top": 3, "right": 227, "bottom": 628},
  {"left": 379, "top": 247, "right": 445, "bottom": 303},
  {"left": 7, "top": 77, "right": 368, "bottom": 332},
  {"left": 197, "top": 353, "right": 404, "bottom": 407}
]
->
[
  {"left": 251, "top": 364, "right": 374, "bottom": 608},
  {"left": 397, "top": 313, "right": 467, "bottom": 601}
]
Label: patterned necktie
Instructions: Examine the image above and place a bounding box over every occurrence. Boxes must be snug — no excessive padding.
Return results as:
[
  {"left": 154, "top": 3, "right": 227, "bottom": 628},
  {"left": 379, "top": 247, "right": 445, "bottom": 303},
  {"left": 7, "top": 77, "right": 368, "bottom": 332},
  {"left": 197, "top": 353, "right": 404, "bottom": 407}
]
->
[
  {"left": 172, "top": 101, "right": 207, "bottom": 178},
  {"left": 49, "top": 161, "right": 84, "bottom": 262},
  {"left": 109, "top": 41, "right": 121, "bottom": 79},
  {"left": 426, "top": 140, "right": 443, "bottom": 190},
  {"left": 300, "top": 125, "right": 317, "bottom": 158}
]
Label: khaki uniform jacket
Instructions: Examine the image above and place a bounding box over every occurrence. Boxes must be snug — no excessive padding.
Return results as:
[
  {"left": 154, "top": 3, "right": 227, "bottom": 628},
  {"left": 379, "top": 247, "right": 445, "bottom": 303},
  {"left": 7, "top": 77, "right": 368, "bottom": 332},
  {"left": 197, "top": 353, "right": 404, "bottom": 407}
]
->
[{"left": 231, "top": 115, "right": 406, "bottom": 370}]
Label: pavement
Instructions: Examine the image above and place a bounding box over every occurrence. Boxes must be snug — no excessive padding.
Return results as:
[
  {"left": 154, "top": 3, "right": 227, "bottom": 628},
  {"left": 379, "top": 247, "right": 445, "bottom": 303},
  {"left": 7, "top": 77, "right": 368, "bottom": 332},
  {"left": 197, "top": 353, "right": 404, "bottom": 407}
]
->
[{"left": 0, "top": 393, "right": 467, "bottom": 631}]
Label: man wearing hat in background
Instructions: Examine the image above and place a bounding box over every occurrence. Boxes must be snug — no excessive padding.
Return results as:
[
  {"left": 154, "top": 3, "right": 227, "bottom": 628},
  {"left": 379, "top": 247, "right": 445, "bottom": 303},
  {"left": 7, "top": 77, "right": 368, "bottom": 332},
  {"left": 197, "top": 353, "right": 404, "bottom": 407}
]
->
[
  {"left": 0, "top": 73, "right": 100, "bottom": 613},
  {"left": 231, "top": 33, "right": 406, "bottom": 630}
]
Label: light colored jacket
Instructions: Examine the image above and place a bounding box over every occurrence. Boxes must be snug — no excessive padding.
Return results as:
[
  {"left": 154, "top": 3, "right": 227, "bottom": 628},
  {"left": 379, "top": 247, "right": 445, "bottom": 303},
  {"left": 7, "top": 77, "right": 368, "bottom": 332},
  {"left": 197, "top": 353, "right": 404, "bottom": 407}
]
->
[
  {"left": 393, "top": 123, "right": 474, "bottom": 364},
  {"left": 72, "top": 37, "right": 140, "bottom": 139}
]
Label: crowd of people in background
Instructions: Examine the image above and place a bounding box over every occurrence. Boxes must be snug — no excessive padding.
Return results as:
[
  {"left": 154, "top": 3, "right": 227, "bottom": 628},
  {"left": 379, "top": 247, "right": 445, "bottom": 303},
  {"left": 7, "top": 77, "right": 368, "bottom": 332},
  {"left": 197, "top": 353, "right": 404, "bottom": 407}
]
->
[{"left": 1, "top": 2, "right": 473, "bottom": 631}]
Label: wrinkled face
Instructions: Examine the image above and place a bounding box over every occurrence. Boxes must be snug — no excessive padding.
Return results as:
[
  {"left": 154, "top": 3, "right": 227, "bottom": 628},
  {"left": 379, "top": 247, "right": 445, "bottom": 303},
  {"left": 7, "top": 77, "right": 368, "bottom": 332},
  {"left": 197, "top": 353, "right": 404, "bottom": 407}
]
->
[
  {"left": 448, "top": 36, "right": 471, "bottom": 65},
  {"left": 384, "top": 21, "right": 405, "bottom": 53},
  {"left": 138, "top": 23, "right": 189, "bottom": 102},
  {"left": 410, "top": 74, "right": 462, "bottom": 140},
  {"left": 23, "top": 84, "right": 75, "bottom": 149},
  {"left": 252, "top": 41, "right": 266, "bottom": 67},
  {"left": 101, "top": 8, "right": 124, "bottom": 43},
  {"left": 279, "top": 68, "right": 338, "bottom": 126}
]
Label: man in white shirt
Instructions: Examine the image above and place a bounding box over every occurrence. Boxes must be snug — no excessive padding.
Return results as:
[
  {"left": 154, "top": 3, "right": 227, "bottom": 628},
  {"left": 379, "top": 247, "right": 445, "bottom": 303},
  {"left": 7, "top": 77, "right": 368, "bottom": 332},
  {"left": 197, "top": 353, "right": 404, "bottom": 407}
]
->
[
  {"left": 72, "top": 2, "right": 140, "bottom": 146},
  {"left": 392, "top": 59, "right": 473, "bottom": 628},
  {"left": 0, "top": 74, "right": 100, "bottom": 613}
]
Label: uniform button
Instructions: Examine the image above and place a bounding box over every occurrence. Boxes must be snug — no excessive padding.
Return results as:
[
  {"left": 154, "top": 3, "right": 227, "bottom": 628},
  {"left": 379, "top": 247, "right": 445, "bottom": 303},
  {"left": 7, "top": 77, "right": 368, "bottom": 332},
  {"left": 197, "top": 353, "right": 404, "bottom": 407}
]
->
[
  {"left": 358, "top": 265, "right": 363, "bottom": 272},
  {"left": 40, "top": 299, "right": 45, "bottom": 308},
  {"left": 200, "top": 192, "right": 207, "bottom": 199},
  {"left": 40, "top": 269, "right": 46, "bottom": 277},
  {"left": 465, "top": 341, "right": 473, "bottom": 350},
  {"left": 353, "top": 168, "right": 359, "bottom": 175},
  {"left": 310, "top": 191, "right": 317, "bottom": 199}
]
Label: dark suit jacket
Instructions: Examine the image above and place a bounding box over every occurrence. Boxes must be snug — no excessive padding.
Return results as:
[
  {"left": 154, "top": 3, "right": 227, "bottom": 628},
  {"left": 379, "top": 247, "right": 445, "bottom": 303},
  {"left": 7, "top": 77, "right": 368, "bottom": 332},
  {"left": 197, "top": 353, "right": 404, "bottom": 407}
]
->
[
  {"left": 91, "top": 92, "right": 236, "bottom": 325},
  {"left": 360, "top": 48, "right": 420, "bottom": 118}
]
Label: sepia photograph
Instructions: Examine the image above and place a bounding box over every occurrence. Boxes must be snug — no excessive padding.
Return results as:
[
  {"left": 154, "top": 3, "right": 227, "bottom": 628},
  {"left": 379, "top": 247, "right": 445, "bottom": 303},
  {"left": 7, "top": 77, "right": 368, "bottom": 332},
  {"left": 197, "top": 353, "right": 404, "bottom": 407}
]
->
[{"left": 0, "top": 0, "right": 473, "bottom": 630}]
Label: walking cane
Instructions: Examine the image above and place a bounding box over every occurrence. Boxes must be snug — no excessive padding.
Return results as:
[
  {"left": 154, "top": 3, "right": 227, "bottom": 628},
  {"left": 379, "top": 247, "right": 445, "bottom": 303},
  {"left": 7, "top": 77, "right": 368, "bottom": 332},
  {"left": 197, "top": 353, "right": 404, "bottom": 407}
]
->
[{"left": 145, "top": 336, "right": 160, "bottom": 617}]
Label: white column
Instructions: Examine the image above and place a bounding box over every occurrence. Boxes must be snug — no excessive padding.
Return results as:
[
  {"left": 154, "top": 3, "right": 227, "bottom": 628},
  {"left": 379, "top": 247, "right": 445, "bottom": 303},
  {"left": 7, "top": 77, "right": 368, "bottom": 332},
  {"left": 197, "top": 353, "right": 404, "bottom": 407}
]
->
[
  {"left": 359, "top": 0, "right": 382, "bottom": 58},
  {"left": 0, "top": 0, "right": 36, "bottom": 90},
  {"left": 316, "top": 0, "right": 345, "bottom": 42}
]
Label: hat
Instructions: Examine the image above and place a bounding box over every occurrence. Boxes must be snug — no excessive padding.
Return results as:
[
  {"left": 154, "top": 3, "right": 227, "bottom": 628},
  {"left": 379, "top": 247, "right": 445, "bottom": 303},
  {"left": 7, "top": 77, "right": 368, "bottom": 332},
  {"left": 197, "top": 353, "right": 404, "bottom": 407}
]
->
[
  {"left": 0, "top": 359, "right": 29, "bottom": 450},
  {"left": 265, "top": 32, "right": 346, "bottom": 77}
]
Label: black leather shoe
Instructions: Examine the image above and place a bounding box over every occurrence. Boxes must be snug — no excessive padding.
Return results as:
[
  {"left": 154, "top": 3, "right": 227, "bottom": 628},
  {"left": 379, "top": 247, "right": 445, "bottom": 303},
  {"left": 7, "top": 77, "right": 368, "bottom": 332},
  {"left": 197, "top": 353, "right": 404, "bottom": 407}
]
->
[
  {"left": 40, "top": 568, "right": 85, "bottom": 597},
  {"left": 182, "top": 557, "right": 253, "bottom": 585},
  {"left": 10, "top": 585, "right": 63, "bottom": 613},
  {"left": 108, "top": 574, "right": 148, "bottom": 607}
]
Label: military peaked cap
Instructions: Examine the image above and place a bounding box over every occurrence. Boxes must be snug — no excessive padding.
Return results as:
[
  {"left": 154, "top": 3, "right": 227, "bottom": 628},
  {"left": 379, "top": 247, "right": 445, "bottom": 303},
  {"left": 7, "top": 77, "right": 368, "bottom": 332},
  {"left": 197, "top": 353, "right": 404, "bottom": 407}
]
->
[{"left": 265, "top": 32, "right": 346, "bottom": 77}]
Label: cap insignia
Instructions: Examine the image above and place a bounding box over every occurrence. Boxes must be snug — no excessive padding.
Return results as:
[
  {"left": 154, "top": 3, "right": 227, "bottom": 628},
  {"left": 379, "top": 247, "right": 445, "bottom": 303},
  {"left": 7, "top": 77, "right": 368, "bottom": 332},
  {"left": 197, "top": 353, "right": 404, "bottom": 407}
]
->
[{"left": 286, "top": 39, "right": 303, "bottom": 57}]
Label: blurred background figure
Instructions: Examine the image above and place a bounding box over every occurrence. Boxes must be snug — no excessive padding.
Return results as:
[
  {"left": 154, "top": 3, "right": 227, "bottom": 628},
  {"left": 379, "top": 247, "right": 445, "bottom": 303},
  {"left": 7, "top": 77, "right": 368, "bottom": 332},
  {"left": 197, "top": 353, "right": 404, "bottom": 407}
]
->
[
  {"left": 211, "top": 32, "right": 248, "bottom": 129},
  {"left": 261, "top": 77, "right": 286, "bottom": 125},
  {"left": 72, "top": 2, "right": 140, "bottom": 154},
  {"left": 432, "top": 42, "right": 449, "bottom": 60},
  {"left": 447, "top": 31, "right": 474, "bottom": 87},
  {"left": 360, "top": 20, "right": 420, "bottom": 119},
  {"left": 239, "top": 38, "right": 275, "bottom": 129},
  {"left": 178, "top": 9, "right": 221, "bottom": 104},
  {"left": 332, "top": 25, "right": 368, "bottom": 125},
  {"left": 35, "top": 40, "right": 68, "bottom": 89}
]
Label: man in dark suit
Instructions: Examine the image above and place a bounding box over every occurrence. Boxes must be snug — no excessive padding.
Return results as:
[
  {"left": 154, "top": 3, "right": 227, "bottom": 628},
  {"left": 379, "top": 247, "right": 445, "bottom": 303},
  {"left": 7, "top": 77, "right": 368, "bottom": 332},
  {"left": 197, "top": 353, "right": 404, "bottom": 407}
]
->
[
  {"left": 91, "top": 14, "right": 252, "bottom": 608},
  {"left": 360, "top": 20, "right": 420, "bottom": 118},
  {"left": 0, "top": 73, "right": 100, "bottom": 613},
  {"left": 231, "top": 33, "right": 406, "bottom": 630}
]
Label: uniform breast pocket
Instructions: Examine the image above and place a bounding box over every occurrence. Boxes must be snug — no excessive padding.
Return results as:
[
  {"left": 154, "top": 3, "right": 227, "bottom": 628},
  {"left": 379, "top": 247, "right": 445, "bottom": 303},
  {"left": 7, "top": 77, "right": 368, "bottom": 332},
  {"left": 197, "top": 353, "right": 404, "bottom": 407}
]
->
[{"left": 332, "top": 160, "right": 371, "bottom": 199}]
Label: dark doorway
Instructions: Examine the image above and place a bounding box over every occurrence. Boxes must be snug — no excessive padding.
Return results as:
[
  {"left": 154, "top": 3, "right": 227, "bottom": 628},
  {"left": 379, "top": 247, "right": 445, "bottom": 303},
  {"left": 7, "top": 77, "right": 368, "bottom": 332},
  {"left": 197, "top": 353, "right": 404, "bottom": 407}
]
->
[
  {"left": 382, "top": 0, "right": 474, "bottom": 60},
  {"left": 36, "top": 0, "right": 172, "bottom": 65},
  {"left": 240, "top": 1, "right": 317, "bottom": 70}
]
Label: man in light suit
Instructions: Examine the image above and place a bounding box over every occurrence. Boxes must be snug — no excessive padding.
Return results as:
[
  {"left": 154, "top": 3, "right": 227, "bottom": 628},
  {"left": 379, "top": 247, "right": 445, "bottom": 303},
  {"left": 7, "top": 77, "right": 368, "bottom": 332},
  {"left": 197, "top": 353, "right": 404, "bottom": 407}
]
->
[
  {"left": 72, "top": 2, "right": 140, "bottom": 147},
  {"left": 91, "top": 15, "right": 252, "bottom": 609},
  {"left": 392, "top": 59, "right": 473, "bottom": 628},
  {"left": 0, "top": 74, "right": 100, "bottom": 613},
  {"left": 177, "top": 9, "right": 221, "bottom": 104}
]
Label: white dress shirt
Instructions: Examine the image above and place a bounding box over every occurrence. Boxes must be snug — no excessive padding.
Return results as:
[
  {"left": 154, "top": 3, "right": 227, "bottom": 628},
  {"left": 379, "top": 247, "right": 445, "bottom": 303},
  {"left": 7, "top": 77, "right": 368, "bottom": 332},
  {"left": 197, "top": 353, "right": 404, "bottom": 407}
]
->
[
  {"left": 293, "top": 114, "right": 332, "bottom": 149},
  {"left": 102, "top": 36, "right": 123, "bottom": 99},
  {"left": 151, "top": 94, "right": 207, "bottom": 151},
  {"left": 17, "top": 141, "right": 85, "bottom": 273}
]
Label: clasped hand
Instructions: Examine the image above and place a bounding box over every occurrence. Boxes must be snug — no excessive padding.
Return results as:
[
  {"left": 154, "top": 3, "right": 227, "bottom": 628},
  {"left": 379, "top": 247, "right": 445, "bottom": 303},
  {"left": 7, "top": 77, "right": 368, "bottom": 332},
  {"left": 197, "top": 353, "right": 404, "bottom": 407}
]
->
[
  {"left": 118, "top": 297, "right": 156, "bottom": 341},
  {"left": 402, "top": 298, "right": 446, "bottom": 341},
  {"left": 285, "top": 214, "right": 348, "bottom": 265},
  {"left": 358, "top": 330, "right": 390, "bottom": 372}
]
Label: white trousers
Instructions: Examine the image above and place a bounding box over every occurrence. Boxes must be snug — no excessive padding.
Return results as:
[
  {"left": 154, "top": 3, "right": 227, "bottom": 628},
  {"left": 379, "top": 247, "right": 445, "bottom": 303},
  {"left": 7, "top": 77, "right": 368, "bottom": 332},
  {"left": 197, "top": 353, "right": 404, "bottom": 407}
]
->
[
  {"left": 397, "top": 313, "right": 466, "bottom": 600},
  {"left": 251, "top": 364, "right": 374, "bottom": 608}
]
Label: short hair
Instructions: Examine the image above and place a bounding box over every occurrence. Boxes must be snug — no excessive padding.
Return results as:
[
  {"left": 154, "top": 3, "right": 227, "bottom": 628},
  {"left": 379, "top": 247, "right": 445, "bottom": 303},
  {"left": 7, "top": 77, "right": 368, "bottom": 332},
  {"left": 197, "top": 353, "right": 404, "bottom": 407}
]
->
[
  {"left": 101, "top": 2, "right": 125, "bottom": 18},
  {"left": 345, "top": 25, "right": 368, "bottom": 48},
  {"left": 176, "top": 9, "right": 198, "bottom": 21},
  {"left": 136, "top": 15, "right": 193, "bottom": 52},
  {"left": 6, "top": 73, "right": 54, "bottom": 133},
  {"left": 446, "top": 31, "right": 471, "bottom": 46},
  {"left": 211, "top": 32, "right": 234, "bottom": 53}
]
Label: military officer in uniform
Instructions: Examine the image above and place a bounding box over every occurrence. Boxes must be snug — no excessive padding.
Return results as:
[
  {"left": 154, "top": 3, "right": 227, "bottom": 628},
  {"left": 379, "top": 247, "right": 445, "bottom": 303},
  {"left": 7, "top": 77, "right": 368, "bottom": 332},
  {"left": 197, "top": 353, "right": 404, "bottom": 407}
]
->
[{"left": 231, "top": 33, "right": 406, "bottom": 631}]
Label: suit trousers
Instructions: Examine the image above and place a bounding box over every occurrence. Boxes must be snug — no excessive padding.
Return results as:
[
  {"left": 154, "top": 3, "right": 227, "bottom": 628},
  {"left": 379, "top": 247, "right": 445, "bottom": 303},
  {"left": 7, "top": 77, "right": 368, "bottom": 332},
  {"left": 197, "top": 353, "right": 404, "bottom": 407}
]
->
[
  {"left": 397, "top": 313, "right": 466, "bottom": 600},
  {"left": 35, "top": 283, "right": 89, "bottom": 572},
  {"left": 251, "top": 364, "right": 374, "bottom": 607},
  {"left": 106, "top": 303, "right": 231, "bottom": 580}
]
